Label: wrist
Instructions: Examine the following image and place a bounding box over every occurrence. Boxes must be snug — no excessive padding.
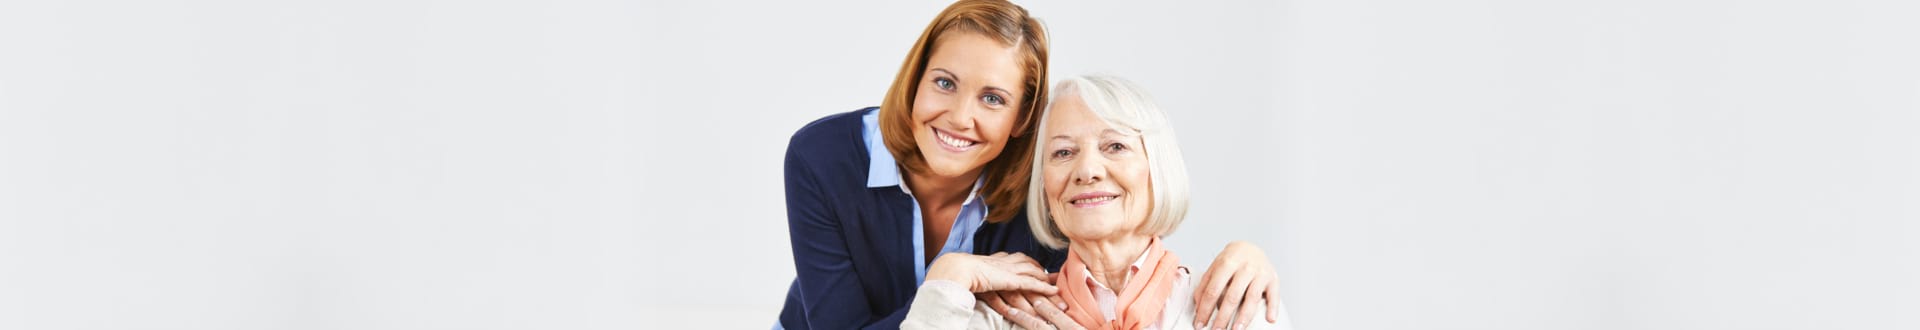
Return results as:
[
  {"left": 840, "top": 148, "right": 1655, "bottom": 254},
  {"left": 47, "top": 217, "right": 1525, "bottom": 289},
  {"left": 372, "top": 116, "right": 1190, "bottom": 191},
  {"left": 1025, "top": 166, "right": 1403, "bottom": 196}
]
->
[{"left": 924, "top": 253, "right": 972, "bottom": 283}]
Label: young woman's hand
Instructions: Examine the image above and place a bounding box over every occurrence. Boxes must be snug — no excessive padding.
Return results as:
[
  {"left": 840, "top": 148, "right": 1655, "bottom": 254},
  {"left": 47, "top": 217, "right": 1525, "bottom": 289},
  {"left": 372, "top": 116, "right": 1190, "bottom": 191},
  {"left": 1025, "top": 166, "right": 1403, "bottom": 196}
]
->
[
  {"left": 978, "top": 274, "right": 1085, "bottom": 330},
  {"left": 925, "top": 252, "right": 1057, "bottom": 294},
  {"left": 1193, "top": 241, "right": 1283, "bottom": 330}
]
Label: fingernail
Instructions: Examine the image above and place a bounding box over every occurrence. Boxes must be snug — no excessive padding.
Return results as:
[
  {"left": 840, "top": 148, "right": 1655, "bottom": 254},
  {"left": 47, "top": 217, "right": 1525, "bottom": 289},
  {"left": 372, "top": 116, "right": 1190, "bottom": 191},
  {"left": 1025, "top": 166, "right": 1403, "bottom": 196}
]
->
[
  {"left": 1239, "top": 323, "right": 1250, "bottom": 330},
  {"left": 1058, "top": 302, "right": 1067, "bottom": 310}
]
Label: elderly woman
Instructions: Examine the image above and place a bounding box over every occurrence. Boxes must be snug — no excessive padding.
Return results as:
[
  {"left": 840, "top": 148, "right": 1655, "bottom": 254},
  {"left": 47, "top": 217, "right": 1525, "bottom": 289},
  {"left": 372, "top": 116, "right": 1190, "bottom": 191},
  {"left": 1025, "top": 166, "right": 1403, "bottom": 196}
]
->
[{"left": 902, "top": 75, "right": 1293, "bottom": 330}]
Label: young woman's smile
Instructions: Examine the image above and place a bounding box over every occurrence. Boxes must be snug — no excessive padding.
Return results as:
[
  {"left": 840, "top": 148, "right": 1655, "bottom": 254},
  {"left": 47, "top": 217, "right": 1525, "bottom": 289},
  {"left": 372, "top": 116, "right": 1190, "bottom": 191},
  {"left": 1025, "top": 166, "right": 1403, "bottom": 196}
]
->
[{"left": 930, "top": 125, "right": 981, "bottom": 151}]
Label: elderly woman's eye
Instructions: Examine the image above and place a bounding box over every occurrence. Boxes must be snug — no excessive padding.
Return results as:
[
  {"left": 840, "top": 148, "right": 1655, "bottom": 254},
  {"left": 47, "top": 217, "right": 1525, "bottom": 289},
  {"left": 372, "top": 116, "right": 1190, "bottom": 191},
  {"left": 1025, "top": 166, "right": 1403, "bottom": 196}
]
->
[
  {"left": 1104, "top": 142, "right": 1128, "bottom": 153},
  {"left": 1050, "top": 148, "right": 1073, "bottom": 159}
]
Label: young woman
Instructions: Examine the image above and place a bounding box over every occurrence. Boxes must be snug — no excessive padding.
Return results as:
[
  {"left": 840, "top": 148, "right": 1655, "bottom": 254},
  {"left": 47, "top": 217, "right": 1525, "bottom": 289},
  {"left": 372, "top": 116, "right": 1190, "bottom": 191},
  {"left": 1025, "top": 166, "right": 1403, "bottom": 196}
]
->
[{"left": 778, "top": 2, "right": 1283, "bottom": 329}]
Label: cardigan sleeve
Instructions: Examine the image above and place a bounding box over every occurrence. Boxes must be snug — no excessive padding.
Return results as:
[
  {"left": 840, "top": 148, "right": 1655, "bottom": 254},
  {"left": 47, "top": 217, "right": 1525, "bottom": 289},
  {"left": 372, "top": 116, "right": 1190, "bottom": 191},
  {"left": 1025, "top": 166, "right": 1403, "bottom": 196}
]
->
[
  {"left": 902, "top": 280, "right": 1019, "bottom": 330},
  {"left": 785, "top": 140, "right": 884, "bottom": 329}
]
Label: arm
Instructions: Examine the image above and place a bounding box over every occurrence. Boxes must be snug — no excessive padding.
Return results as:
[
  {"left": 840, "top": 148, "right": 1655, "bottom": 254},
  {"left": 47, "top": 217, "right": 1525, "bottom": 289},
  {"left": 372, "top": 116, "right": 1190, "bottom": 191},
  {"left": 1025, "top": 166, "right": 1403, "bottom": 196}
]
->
[
  {"left": 902, "top": 280, "right": 1017, "bottom": 330},
  {"left": 784, "top": 148, "right": 884, "bottom": 329}
]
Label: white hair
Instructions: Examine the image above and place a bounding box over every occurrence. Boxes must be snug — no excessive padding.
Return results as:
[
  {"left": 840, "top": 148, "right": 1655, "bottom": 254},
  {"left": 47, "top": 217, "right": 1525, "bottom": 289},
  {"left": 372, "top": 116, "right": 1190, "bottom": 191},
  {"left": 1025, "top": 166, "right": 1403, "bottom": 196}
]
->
[{"left": 1026, "top": 74, "right": 1191, "bottom": 249}]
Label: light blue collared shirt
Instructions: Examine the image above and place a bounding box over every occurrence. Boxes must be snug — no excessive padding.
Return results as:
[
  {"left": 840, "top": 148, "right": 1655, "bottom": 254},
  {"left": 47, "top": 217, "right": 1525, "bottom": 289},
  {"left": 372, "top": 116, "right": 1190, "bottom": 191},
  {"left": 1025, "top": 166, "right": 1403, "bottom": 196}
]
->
[{"left": 862, "top": 109, "right": 989, "bottom": 285}]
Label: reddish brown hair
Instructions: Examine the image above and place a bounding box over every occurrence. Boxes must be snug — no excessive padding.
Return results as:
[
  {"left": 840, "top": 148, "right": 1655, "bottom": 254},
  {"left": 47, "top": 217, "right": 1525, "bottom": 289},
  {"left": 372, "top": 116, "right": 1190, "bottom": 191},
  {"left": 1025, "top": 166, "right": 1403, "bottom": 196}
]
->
[{"left": 878, "top": 0, "right": 1048, "bottom": 223}]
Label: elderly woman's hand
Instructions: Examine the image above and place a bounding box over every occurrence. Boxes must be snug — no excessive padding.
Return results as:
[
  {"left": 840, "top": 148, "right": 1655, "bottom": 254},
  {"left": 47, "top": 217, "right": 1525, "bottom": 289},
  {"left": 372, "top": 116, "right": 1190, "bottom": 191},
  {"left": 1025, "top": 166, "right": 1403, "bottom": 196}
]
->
[
  {"left": 1193, "top": 241, "right": 1283, "bottom": 330},
  {"left": 978, "top": 274, "right": 1086, "bottom": 330}
]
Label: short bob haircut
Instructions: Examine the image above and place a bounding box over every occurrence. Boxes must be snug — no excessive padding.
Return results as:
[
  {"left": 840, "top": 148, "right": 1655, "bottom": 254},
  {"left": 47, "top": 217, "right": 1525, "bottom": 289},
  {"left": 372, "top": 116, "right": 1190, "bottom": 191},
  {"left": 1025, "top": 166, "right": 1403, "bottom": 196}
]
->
[
  {"left": 878, "top": 0, "right": 1049, "bottom": 224},
  {"left": 1026, "top": 75, "right": 1191, "bottom": 249}
]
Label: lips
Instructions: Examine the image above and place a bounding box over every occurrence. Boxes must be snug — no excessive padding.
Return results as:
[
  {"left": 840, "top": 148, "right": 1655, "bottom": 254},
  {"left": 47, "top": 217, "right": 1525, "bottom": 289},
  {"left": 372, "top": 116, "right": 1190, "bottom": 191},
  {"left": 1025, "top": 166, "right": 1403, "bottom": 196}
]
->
[
  {"left": 932, "top": 126, "right": 979, "bottom": 150},
  {"left": 1067, "top": 191, "right": 1120, "bottom": 207}
]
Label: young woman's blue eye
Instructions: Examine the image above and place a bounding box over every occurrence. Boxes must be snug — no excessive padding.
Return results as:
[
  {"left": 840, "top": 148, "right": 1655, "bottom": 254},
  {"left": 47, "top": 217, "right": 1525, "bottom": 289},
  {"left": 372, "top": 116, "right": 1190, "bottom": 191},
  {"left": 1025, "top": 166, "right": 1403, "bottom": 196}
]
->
[
  {"left": 982, "top": 94, "right": 1005, "bottom": 106},
  {"left": 933, "top": 78, "right": 954, "bottom": 90}
]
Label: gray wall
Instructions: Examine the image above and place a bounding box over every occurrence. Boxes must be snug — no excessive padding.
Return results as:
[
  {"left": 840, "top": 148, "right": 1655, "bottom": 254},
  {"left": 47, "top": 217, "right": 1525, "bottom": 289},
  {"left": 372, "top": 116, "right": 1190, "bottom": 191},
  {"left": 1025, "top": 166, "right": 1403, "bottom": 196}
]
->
[{"left": 1, "top": 0, "right": 1914, "bottom": 329}]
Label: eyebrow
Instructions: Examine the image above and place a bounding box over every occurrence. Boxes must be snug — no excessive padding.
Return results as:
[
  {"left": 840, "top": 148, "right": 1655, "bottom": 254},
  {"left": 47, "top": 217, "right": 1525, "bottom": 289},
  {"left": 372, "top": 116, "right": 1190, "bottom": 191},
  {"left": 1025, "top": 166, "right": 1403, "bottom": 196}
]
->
[
  {"left": 1050, "top": 128, "right": 1126, "bottom": 141},
  {"left": 983, "top": 86, "right": 1011, "bottom": 97},
  {"left": 931, "top": 68, "right": 957, "bottom": 82}
]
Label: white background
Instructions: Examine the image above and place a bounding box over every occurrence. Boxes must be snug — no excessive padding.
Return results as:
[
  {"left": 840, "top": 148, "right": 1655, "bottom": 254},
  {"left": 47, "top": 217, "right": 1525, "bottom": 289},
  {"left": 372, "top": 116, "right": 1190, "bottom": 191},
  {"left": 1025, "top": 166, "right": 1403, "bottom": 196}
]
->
[{"left": 2, "top": 0, "right": 1914, "bottom": 329}]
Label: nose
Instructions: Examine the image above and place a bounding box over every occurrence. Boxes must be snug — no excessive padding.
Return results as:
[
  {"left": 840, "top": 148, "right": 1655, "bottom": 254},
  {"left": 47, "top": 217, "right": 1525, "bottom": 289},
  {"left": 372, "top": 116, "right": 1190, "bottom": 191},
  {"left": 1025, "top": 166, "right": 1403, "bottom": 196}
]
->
[
  {"left": 1070, "top": 152, "right": 1105, "bottom": 185},
  {"left": 944, "top": 95, "right": 977, "bottom": 132}
]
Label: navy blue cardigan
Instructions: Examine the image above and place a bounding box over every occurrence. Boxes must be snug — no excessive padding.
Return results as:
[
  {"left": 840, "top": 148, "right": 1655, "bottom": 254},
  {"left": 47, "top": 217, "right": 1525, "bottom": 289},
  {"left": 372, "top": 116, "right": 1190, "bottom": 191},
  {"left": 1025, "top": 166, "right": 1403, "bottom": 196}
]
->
[{"left": 777, "top": 108, "right": 1066, "bottom": 329}]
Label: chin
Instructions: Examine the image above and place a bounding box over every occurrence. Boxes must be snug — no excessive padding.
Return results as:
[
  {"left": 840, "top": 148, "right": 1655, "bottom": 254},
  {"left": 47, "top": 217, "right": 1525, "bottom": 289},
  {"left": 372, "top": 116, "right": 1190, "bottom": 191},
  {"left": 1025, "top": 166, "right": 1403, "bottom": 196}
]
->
[
  {"left": 919, "top": 153, "right": 985, "bottom": 177},
  {"left": 1060, "top": 216, "right": 1126, "bottom": 237}
]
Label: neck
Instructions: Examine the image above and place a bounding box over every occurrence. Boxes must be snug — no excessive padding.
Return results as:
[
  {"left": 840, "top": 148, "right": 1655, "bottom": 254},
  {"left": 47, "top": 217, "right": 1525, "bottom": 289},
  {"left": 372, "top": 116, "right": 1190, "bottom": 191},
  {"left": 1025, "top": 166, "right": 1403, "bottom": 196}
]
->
[
  {"left": 901, "top": 166, "right": 980, "bottom": 208},
  {"left": 1070, "top": 235, "right": 1153, "bottom": 290}
]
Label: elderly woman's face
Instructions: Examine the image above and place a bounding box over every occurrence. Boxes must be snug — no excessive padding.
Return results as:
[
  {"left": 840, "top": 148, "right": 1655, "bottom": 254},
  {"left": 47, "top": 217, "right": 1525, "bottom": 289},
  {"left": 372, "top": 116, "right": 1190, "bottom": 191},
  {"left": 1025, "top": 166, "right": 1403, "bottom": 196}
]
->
[{"left": 1041, "top": 93, "right": 1153, "bottom": 242}]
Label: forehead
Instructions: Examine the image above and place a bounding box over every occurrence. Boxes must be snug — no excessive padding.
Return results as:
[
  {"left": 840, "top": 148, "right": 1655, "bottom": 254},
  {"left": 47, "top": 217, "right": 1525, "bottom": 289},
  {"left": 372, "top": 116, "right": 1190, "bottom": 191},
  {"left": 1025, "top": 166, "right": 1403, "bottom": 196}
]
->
[
  {"left": 926, "top": 32, "right": 1024, "bottom": 87},
  {"left": 1044, "top": 94, "right": 1117, "bottom": 139}
]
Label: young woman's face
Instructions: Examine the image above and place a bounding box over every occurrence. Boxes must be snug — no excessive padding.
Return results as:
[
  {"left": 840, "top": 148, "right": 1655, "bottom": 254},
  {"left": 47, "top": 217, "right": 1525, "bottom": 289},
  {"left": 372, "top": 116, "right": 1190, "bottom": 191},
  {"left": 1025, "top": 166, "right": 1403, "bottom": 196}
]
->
[
  {"left": 910, "top": 32, "right": 1026, "bottom": 179},
  {"left": 1041, "top": 93, "right": 1154, "bottom": 242}
]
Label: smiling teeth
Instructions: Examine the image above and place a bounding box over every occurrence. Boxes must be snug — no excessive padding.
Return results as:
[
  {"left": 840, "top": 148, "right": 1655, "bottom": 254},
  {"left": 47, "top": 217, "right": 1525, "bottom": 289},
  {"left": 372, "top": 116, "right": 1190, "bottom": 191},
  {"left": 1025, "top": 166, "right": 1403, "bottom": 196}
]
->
[
  {"left": 936, "top": 130, "right": 977, "bottom": 148},
  {"left": 1071, "top": 196, "right": 1116, "bottom": 205}
]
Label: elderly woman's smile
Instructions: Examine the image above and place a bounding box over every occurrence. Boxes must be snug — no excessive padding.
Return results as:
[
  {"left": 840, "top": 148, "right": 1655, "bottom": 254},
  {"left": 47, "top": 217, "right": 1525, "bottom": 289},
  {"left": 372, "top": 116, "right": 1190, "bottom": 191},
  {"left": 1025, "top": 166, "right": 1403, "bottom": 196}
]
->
[{"left": 1066, "top": 191, "right": 1120, "bottom": 207}]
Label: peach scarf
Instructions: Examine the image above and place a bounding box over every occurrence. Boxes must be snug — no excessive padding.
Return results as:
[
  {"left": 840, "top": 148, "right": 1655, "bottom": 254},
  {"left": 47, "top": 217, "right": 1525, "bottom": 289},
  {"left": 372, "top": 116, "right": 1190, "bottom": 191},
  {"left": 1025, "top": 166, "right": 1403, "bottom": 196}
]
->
[{"left": 1057, "top": 238, "right": 1182, "bottom": 330}]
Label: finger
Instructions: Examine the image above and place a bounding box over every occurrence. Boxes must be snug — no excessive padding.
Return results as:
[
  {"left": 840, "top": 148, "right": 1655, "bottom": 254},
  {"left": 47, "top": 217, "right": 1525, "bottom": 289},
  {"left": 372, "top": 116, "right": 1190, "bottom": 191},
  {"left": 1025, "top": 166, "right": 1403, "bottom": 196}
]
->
[
  {"left": 1231, "top": 275, "right": 1269, "bottom": 330},
  {"left": 1005, "top": 291, "right": 1037, "bottom": 317},
  {"left": 1023, "top": 292, "right": 1060, "bottom": 314},
  {"left": 993, "top": 271, "right": 1059, "bottom": 295},
  {"left": 1266, "top": 273, "right": 1283, "bottom": 323},
  {"left": 1209, "top": 268, "right": 1255, "bottom": 330},
  {"left": 1028, "top": 292, "right": 1080, "bottom": 329},
  {"left": 1193, "top": 264, "right": 1236, "bottom": 328},
  {"left": 1032, "top": 295, "right": 1084, "bottom": 330},
  {"left": 1006, "top": 299, "right": 1052, "bottom": 330},
  {"left": 981, "top": 292, "right": 1013, "bottom": 319},
  {"left": 985, "top": 292, "right": 1047, "bottom": 328},
  {"left": 997, "top": 258, "right": 1049, "bottom": 283}
]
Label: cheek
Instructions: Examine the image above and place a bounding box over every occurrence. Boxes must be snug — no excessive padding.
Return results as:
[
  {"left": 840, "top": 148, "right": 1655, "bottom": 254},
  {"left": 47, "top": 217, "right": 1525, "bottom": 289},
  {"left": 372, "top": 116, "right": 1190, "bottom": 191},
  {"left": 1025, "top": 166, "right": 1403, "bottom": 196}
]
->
[
  {"left": 1042, "top": 166, "right": 1069, "bottom": 205},
  {"left": 981, "top": 110, "right": 1021, "bottom": 142},
  {"left": 1041, "top": 166, "right": 1064, "bottom": 196},
  {"left": 1123, "top": 161, "right": 1153, "bottom": 203},
  {"left": 910, "top": 88, "right": 943, "bottom": 122}
]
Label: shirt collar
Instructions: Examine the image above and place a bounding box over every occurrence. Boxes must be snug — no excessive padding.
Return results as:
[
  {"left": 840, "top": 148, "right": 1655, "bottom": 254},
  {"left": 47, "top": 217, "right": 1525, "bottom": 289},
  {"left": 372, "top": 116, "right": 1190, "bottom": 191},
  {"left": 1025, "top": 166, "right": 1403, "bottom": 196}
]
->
[{"left": 864, "top": 109, "right": 901, "bottom": 189}]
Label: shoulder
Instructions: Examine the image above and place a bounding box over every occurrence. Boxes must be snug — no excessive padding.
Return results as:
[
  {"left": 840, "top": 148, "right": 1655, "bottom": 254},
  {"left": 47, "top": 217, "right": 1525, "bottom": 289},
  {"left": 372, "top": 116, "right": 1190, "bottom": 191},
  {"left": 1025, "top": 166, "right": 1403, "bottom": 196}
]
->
[
  {"left": 1162, "top": 265, "right": 1198, "bottom": 330},
  {"left": 785, "top": 107, "right": 877, "bottom": 179},
  {"left": 788, "top": 107, "right": 874, "bottom": 150}
]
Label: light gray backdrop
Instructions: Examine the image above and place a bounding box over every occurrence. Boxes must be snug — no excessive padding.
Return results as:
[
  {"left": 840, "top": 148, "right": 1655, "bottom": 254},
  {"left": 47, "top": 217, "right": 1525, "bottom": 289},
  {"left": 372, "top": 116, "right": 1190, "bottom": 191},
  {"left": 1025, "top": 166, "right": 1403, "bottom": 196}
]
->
[{"left": 1, "top": 0, "right": 1914, "bottom": 329}]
